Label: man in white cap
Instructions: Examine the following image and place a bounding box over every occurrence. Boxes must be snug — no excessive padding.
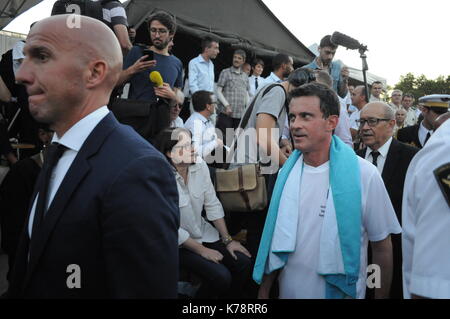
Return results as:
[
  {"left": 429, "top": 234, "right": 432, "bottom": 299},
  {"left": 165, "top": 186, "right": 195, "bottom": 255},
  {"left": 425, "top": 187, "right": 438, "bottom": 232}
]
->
[{"left": 402, "top": 94, "right": 450, "bottom": 299}]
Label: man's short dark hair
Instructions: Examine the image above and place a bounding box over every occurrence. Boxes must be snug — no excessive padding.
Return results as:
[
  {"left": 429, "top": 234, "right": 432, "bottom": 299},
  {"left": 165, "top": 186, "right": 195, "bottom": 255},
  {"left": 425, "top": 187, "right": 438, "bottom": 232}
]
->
[
  {"left": 372, "top": 81, "right": 383, "bottom": 87},
  {"left": 319, "top": 35, "right": 338, "bottom": 49},
  {"left": 402, "top": 92, "right": 415, "bottom": 100},
  {"left": 192, "top": 90, "right": 213, "bottom": 112},
  {"left": 359, "top": 86, "right": 369, "bottom": 103},
  {"left": 252, "top": 58, "right": 265, "bottom": 68},
  {"left": 288, "top": 68, "right": 316, "bottom": 87},
  {"left": 272, "top": 53, "right": 291, "bottom": 71},
  {"left": 234, "top": 49, "right": 246, "bottom": 60},
  {"left": 201, "top": 35, "right": 219, "bottom": 52},
  {"left": 148, "top": 11, "right": 176, "bottom": 34},
  {"left": 289, "top": 82, "right": 340, "bottom": 118}
]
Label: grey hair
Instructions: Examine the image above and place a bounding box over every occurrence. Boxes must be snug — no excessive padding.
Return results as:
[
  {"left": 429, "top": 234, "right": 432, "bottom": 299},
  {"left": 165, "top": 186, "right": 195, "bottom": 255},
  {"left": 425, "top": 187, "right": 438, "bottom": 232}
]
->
[{"left": 383, "top": 103, "right": 396, "bottom": 120}]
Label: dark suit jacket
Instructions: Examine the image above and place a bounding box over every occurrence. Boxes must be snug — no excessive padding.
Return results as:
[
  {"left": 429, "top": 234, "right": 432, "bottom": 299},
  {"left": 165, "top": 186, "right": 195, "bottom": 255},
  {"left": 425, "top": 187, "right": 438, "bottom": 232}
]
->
[
  {"left": 357, "top": 138, "right": 418, "bottom": 221},
  {"left": 8, "top": 113, "right": 180, "bottom": 298},
  {"left": 396, "top": 124, "right": 422, "bottom": 149},
  {"left": 358, "top": 138, "right": 418, "bottom": 298}
]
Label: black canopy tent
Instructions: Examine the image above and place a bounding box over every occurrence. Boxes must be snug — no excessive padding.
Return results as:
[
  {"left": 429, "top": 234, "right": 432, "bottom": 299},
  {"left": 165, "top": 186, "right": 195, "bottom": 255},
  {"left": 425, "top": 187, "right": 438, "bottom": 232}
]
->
[
  {"left": 124, "top": 0, "right": 315, "bottom": 77},
  {"left": 0, "top": 0, "right": 43, "bottom": 30}
]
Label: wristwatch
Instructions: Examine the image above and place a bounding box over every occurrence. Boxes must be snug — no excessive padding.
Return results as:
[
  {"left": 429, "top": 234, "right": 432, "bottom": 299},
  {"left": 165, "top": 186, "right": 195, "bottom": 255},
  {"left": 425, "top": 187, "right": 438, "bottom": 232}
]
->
[{"left": 222, "top": 235, "right": 233, "bottom": 246}]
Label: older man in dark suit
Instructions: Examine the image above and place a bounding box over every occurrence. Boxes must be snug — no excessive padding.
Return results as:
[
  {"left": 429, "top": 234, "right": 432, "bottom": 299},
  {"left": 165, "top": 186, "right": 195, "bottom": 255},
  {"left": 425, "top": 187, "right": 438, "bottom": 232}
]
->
[
  {"left": 356, "top": 102, "right": 418, "bottom": 299},
  {"left": 8, "top": 15, "right": 179, "bottom": 298}
]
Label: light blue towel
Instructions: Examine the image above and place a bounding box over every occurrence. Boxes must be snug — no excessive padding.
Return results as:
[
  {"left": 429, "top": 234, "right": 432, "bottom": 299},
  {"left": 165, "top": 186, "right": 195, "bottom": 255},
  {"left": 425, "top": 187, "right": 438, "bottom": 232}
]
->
[{"left": 253, "top": 136, "right": 362, "bottom": 298}]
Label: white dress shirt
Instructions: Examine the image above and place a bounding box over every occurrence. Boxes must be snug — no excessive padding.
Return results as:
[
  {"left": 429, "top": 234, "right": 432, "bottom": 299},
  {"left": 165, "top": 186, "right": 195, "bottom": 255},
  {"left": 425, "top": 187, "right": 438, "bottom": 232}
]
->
[
  {"left": 248, "top": 75, "right": 264, "bottom": 97},
  {"left": 365, "top": 137, "right": 393, "bottom": 174},
  {"left": 28, "top": 106, "right": 110, "bottom": 237},
  {"left": 188, "top": 54, "right": 215, "bottom": 94},
  {"left": 418, "top": 121, "right": 433, "bottom": 147},
  {"left": 176, "top": 160, "right": 224, "bottom": 245},
  {"left": 184, "top": 112, "right": 218, "bottom": 158}
]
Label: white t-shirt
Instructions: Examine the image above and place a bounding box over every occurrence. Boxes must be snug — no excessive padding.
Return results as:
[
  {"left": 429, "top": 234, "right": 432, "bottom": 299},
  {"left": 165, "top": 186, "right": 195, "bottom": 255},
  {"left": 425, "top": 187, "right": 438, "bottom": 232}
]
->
[
  {"left": 278, "top": 157, "right": 401, "bottom": 299},
  {"left": 402, "top": 119, "right": 450, "bottom": 299}
]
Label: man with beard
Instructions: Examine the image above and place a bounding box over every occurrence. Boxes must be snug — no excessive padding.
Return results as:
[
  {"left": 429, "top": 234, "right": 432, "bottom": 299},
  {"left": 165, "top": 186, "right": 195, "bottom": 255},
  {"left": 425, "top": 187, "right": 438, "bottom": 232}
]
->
[
  {"left": 215, "top": 49, "right": 250, "bottom": 144},
  {"left": 119, "top": 11, "right": 183, "bottom": 105},
  {"left": 303, "top": 35, "right": 349, "bottom": 98},
  {"left": 260, "top": 53, "right": 294, "bottom": 88}
]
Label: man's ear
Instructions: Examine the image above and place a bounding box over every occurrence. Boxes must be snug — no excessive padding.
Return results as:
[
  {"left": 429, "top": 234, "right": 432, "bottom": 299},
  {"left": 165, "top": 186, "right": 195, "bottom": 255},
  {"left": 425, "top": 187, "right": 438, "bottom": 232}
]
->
[
  {"left": 327, "top": 115, "right": 339, "bottom": 132},
  {"left": 86, "top": 60, "right": 107, "bottom": 89}
]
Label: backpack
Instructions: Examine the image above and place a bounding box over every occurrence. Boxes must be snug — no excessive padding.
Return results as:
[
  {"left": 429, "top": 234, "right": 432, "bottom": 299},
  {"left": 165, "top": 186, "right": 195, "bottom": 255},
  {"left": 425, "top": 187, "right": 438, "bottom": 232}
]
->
[{"left": 51, "top": 0, "right": 112, "bottom": 23}]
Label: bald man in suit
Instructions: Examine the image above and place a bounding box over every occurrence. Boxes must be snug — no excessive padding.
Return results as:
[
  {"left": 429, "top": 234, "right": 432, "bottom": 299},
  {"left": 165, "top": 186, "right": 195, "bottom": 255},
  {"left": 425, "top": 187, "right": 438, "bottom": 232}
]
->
[{"left": 8, "top": 15, "right": 179, "bottom": 298}]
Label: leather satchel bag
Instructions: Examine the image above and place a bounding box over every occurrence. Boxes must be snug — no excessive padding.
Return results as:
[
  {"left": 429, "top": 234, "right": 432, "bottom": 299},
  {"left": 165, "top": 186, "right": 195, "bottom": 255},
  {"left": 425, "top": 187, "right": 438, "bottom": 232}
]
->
[
  {"left": 215, "top": 163, "right": 267, "bottom": 212},
  {"left": 214, "top": 83, "right": 286, "bottom": 213}
]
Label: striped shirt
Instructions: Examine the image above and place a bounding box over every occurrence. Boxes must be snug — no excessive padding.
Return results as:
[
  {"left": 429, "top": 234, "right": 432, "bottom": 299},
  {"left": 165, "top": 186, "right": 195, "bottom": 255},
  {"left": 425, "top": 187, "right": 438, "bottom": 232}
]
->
[{"left": 102, "top": 0, "right": 128, "bottom": 27}]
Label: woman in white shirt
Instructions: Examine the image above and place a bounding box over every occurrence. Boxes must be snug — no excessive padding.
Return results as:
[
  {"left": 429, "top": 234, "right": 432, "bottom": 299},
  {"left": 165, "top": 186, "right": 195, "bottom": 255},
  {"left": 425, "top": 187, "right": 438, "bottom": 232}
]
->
[{"left": 154, "top": 128, "right": 252, "bottom": 298}]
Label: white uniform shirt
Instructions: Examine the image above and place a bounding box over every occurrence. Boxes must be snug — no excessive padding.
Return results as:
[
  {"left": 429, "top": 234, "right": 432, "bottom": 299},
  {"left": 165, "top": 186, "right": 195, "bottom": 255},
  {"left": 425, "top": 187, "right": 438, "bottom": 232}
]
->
[
  {"left": 364, "top": 137, "right": 393, "bottom": 174},
  {"left": 278, "top": 156, "right": 401, "bottom": 299},
  {"left": 28, "top": 107, "right": 109, "bottom": 237},
  {"left": 402, "top": 119, "right": 450, "bottom": 299}
]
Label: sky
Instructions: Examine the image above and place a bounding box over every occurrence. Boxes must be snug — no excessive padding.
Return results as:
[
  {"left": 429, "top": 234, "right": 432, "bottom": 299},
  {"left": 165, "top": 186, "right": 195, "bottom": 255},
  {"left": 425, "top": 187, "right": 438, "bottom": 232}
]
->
[{"left": 3, "top": 0, "right": 450, "bottom": 86}]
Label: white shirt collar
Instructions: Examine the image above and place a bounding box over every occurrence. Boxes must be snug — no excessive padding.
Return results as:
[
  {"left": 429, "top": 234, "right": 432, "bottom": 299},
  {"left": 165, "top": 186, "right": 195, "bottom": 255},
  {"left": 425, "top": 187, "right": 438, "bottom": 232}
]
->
[
  {"left": 52, "top": 106, "right": 109, "bottom": 152},
  {"left": 269, "top": 72, "right": 282, "bottom": 82},
  {"left": 198, "top": 54, "right": 210, "bottom": 64},
  {"left": 367, "top": 136, "right": 393, "bottom": 158},
  {"left": 419, "top": 121, "right": 432, "bottom": 134},
  {"left": 192, "top": 111, "right": 210, "bottom": 124}
]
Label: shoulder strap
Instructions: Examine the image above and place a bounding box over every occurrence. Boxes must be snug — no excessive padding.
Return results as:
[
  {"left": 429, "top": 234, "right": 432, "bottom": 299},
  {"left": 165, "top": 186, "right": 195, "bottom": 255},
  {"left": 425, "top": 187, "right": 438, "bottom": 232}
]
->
[
  {"left": 238, "top": 83, "right": 286, "bottom": 130},
  {"left": 225, "top": 83, "right": 288, "bottom": 165}
]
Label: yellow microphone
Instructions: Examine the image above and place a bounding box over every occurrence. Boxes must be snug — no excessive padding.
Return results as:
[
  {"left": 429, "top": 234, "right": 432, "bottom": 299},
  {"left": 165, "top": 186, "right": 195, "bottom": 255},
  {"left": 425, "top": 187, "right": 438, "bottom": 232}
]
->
[{"left": 149, "top": 71, "right": 164, "bottom": 87}]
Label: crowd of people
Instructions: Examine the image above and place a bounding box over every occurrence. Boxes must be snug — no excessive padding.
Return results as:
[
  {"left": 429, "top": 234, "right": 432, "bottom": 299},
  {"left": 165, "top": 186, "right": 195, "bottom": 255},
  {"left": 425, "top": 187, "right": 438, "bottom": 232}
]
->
[{"left": 0, "top": 2, "right": 449, "bottom": 299}]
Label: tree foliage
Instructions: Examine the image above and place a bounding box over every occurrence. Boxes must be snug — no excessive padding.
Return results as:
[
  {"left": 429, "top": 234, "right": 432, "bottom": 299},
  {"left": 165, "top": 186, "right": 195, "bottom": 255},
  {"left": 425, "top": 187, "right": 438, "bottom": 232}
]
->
[{"left": 394, "top": 73, "right": 450, "bottom": 99}]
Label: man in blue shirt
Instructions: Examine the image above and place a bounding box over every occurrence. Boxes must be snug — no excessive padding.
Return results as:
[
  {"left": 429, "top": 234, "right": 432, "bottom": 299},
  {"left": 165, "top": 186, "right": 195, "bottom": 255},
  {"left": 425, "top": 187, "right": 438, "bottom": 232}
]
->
[
  {"left": 188, "top": 36, "right": 219, "bottom": 95},
  {"left": 303, "top": 35, "right": 349, "bottom": 98},
  {"left": 118, "top": 12, "right": 183, "bottom": 105}
]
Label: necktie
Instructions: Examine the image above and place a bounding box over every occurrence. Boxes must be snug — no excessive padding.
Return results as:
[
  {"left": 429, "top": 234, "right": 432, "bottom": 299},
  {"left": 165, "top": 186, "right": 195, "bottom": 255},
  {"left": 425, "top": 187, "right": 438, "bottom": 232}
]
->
[
  {"left": 370, "top": 151, "right": 380, "bottom": 167},
  {"left": 423, "top": 131, "right": 431, "bottom": 146},
  {"left": 255, "top": 77, "right": 259, "bottom": 90},
  {"left": 32, "top": 142, "right": 67, "bottom": 236}
]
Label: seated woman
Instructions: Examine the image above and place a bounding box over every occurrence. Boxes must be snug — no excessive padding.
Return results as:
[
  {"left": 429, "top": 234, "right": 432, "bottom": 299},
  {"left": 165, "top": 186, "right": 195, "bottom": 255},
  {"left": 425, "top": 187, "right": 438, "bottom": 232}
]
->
[{"left": 154, "top": 128, "right": 252, "bottom": 298}]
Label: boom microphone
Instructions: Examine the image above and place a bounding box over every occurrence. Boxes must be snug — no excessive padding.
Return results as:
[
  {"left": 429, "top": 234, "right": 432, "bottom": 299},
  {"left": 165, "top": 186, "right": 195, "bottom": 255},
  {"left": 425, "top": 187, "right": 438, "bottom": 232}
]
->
[
  {"left": 330, "top": 32, "right": 364, "bottom": 50},
  {"left": 149, "top": 71, "right": 164, "bottom": 87}
]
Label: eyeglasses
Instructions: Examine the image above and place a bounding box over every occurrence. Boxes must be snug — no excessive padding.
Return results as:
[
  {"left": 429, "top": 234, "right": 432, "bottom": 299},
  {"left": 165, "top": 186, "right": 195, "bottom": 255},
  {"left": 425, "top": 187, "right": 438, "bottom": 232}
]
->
[
  {"left": 173, "top": 142, "right": 193, "bottom": 151},
  {"left": 356, "top": 118, "right": 391, "bottom": 127},
  {"left": 150, "top": 28, "right": 169, "bottom": 35}
]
